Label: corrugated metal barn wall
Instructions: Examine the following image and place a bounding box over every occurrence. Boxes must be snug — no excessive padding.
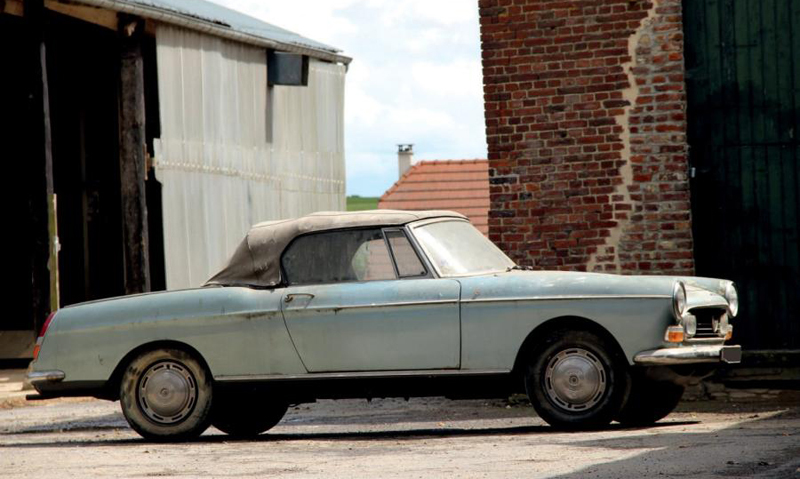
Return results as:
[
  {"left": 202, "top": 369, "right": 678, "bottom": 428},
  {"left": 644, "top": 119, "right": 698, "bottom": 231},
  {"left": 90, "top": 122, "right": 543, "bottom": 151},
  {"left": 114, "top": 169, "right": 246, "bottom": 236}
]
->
[{"left": 153, "top": 25, "right": 346, "bottom": 290}]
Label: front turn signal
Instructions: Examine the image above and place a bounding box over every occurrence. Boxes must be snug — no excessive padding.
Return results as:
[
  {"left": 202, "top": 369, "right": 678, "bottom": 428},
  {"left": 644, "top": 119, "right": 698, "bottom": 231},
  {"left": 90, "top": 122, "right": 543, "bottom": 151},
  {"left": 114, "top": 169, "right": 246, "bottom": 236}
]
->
[{"left": 665, "top": 325, "right": 684, "bottom": 343}]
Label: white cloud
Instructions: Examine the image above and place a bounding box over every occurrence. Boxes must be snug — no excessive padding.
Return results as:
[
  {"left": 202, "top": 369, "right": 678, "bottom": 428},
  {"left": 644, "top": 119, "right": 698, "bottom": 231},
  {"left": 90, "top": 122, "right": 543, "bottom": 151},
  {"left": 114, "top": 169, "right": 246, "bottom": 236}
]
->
[
  {"left": 369, "top": 0, "right": 476, "bottom": 27},
  {"left": 410, "top": 59, "right": 483, "bottom": 97},
  {"left": 347, "top": 151, "right": 394, "bottom": 177},
  {"left": 345, "top": 86, "right": 383, "bottom": 126},
  {"left": 213, "top": 0, "right": 359, "bottom": 45}
]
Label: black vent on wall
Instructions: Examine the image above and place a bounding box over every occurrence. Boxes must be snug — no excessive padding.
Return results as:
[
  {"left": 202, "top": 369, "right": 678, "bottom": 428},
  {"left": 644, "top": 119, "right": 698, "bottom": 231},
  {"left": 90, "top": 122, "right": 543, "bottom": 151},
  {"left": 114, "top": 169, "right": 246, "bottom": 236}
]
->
[{"left": 268, "top": 51, "right": 309, "bottom": 86}]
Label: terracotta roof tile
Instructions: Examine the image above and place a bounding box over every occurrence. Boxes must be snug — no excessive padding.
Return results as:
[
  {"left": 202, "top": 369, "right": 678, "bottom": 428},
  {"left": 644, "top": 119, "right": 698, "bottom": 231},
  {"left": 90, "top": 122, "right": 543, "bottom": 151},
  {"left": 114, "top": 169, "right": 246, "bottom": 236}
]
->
[{"left": 379, "top": 160, "right": 489, "bottom": 235}]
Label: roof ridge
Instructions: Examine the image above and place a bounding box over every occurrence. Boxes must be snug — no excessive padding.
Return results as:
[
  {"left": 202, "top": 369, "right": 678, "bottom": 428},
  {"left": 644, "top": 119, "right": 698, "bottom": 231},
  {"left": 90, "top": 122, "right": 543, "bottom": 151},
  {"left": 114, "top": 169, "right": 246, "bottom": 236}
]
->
[
  {"left": 73, "top": 0, "right": 350, "bottom": 63},
  {"left": 414, "top": 159, "right": 487, "bottom": 165}
]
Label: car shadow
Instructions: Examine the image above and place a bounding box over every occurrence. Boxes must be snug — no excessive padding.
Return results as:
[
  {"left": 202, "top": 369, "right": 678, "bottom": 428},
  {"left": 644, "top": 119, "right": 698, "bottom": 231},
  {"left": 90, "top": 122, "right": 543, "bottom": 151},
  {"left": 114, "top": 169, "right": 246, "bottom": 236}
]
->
[
  {"left": 0, "top": 413, "right": 127, "bottom": 436},
  {"left": 3, "top": 407, "right": 797, "bottom": 476},
  {"left": 0, "top": 419, "right": 698, "bottom": 448},
  {"left": 215, "top": 420, "right": 698, "bottom": 443}
]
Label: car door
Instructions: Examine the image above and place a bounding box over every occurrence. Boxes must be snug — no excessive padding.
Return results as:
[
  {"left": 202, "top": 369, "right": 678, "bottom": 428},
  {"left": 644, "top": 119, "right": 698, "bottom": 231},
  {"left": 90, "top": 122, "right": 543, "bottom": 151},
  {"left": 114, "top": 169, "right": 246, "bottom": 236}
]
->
[{"left": 279, "top": 227, "right": 461, "bottom": 372}]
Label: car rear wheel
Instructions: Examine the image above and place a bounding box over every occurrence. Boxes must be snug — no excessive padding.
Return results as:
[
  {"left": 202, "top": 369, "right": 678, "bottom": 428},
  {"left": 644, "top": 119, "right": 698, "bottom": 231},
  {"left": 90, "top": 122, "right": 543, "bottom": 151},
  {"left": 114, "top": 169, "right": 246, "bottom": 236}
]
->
[
  {"left": 616, "top": 373, "right": 684, "bottom": 426},
  {"left": 212, "top": 392, "right": 288, "bottom": 438},
  {"left": 119, "top": 348, "right": 213, "bottom": 441},
  {"left": 524, "top": 329, "right": 629, "bottom": 430}
]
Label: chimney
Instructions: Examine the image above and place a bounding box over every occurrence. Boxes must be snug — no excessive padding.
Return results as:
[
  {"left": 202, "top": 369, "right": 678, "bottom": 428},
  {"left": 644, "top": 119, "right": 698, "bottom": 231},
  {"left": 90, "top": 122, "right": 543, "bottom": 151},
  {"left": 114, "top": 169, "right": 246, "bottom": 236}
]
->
[{"left": 397, "top": 144, "right": 413, "bottom": 178}]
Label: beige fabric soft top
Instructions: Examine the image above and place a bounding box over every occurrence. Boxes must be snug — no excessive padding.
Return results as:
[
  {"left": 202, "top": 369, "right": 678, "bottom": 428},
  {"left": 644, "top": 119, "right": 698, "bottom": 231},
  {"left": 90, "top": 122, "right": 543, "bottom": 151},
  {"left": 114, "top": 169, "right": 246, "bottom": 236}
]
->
[{"left": 205, "top": 210, "right": 466, "bottom": 288}]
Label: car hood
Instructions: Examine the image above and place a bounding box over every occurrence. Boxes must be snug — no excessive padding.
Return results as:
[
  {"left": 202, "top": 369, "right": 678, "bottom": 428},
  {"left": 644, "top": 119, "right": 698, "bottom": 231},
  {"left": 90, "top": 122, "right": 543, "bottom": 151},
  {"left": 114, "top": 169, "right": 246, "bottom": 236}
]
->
[{"left": 459, "top": 270, "right": 729, "bottom": 308}]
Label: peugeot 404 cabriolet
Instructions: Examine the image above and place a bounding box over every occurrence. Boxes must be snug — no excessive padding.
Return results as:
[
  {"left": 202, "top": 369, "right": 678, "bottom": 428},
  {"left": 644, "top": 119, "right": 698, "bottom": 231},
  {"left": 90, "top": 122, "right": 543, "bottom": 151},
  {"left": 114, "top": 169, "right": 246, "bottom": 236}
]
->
[{"left": 28, "top": 210, "right": 741, "bottom": 440}]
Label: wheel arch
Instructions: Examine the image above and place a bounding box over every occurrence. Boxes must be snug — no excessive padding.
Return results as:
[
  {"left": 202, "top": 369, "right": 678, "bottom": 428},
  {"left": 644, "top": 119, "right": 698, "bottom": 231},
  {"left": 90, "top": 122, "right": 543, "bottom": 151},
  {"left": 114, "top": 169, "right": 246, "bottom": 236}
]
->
[
  {"left": 511, "top": 316, "right": 627, "bottom": 378},
  {"left": 105, "top": 340, "right": 213, "bottom": 400}
]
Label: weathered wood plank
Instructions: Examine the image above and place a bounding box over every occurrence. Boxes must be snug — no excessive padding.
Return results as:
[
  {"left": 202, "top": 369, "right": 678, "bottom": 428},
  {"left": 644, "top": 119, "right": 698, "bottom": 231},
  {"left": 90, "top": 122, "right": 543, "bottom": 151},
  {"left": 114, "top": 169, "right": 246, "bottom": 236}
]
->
[
  {"left": 118, "top": 15, "right": 151, "bottom": 295},
  {"left": 793, "top": 0, "right": 800, "bottom": 143},
  {"left": 44, "top": 1, "right": 117, "bottom": 31},
  {"left": 25, "top": 0, "right": 55, "bottom": 333},
  {"left": 2, "top": 0, "right": 23, "bottom": 17}
]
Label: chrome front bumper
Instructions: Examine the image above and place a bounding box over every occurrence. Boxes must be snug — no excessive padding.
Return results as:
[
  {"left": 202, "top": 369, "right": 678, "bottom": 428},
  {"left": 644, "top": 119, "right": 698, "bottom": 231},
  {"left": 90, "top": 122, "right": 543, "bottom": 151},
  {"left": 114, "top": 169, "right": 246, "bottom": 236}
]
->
[
  {"left": 26, "top": 370, "right": 66, "bottom": 385},
  {"left": 634, "top": 345, "right": 742, "bottom": 365}
]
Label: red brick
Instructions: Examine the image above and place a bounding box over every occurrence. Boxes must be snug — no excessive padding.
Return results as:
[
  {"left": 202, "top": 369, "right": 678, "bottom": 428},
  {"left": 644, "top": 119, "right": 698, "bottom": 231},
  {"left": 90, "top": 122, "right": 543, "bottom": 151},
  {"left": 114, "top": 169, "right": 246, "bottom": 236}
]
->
[{"left": 480, "top": 0, "right": 693, "bottom": 274}]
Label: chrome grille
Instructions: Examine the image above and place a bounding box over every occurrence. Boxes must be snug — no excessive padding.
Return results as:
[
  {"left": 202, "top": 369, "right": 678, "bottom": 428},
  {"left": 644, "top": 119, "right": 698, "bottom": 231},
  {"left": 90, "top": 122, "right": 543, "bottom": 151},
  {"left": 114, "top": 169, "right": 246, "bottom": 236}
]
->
[{"left": 691, "top": 308, "right": 724, "bottom": 338}]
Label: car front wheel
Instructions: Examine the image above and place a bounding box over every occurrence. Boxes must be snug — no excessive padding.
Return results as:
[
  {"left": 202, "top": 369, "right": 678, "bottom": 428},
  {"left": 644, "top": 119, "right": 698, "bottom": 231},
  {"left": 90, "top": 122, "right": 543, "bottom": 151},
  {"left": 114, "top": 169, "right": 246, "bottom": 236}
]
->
[
  {"left": 119, "top": 348, "right": 213, "bottom": 441},
  {"left": 212, "top": 392, "right": 288, "bottom": 438},
  {"left": 524, "top": 329, "right": 629, "bottom": 430}
]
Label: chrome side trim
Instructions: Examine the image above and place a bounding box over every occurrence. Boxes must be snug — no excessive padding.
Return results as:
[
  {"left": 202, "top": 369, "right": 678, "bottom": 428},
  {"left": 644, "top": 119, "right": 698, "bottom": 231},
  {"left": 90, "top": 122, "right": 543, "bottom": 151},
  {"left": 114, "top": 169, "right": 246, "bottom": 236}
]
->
[
  {"left": 285, "top": 299, "right": 459, "bottom": 311},
  {"left": 216, "top": 368, "right": 510, "bottom": 382},
  {"left": 634, "top": 345, "right": 742, "bottom": 365},
  {"left": 26, "top": 370, "right": 66, "bottom": 385},
  {"left": 463, "top": 294, "right": 670, "bottom": 304}
]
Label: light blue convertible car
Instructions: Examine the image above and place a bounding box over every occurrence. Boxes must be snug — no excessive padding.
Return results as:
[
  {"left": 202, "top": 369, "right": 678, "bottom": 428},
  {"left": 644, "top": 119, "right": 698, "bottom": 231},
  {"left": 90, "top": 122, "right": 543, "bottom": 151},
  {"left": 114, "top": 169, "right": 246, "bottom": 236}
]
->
[{"left": 28, "top": 210, "right": 741, "bottom": 440}]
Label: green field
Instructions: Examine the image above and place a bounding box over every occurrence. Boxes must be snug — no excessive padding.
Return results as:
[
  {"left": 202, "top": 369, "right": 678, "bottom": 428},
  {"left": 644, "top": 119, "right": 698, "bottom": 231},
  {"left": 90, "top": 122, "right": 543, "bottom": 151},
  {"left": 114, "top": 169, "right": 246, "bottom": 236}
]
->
[{"left": 346, "top": 196, "right": 379, "bottom": 211}]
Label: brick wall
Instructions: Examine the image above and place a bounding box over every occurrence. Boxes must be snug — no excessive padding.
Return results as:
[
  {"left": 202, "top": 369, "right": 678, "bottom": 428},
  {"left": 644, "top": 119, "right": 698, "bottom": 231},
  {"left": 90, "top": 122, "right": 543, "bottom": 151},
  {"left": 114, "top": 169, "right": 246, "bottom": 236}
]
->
[{"left": 479, "top": 0, "right": 694, "bottom": 275}]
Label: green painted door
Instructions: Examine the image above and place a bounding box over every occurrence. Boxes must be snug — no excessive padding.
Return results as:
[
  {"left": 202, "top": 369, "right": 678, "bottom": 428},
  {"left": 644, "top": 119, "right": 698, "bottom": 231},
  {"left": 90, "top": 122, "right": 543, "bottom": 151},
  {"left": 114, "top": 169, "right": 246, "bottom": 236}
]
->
[{"left": 684, "top": 0, "right": 800, "bottom": 349}]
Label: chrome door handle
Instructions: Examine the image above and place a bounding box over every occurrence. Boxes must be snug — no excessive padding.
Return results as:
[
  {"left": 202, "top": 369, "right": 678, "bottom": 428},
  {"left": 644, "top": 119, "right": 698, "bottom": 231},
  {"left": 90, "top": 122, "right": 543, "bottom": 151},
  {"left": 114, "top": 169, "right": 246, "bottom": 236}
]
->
[{"left": 284, "top": 293, "right": 315, "bottom": 303}]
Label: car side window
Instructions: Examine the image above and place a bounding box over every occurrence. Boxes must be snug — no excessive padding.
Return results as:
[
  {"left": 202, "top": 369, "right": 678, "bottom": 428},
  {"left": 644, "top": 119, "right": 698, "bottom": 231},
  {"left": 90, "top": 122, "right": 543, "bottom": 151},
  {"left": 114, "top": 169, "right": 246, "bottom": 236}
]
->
[
  {"left": 385, "top": 230, "right": 427, "bottom": 278},
  {"left": 351, "top": 235, "right": 395, "bottom": 281},
  {"left": 282, "top": 229, "right": 396, "bottom": 285}
]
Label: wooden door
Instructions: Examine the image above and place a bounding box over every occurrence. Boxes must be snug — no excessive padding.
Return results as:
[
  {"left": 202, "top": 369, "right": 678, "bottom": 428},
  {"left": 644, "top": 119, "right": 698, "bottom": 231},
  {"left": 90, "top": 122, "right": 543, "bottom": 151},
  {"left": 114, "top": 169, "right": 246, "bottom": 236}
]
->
[{"left": 684, "top": 0, "right": 800, "bottom": 349}]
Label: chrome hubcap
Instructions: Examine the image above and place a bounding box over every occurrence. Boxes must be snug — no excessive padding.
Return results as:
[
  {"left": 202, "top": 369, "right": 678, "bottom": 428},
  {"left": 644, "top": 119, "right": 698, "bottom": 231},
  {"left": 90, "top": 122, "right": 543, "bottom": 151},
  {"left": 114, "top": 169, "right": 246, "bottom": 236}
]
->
[
  {"left": 544, "top": 348, "right": 606, "bottom": 411},
  {"left": 137, "top": 360, "right": 197, "bottom": 424}
]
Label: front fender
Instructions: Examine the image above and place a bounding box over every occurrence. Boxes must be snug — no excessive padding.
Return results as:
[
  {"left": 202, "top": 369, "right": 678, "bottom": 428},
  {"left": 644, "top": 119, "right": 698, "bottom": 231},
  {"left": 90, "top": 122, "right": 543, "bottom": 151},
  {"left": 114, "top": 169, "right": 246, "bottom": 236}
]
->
[{"left": 457, "top": 272, "right": 677, "bottom": 369}]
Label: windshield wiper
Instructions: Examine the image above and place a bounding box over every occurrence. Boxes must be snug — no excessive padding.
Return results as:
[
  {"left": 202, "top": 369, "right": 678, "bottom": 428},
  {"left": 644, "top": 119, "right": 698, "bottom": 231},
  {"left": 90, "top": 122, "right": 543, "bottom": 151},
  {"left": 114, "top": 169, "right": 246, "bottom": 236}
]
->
[{"left": 506, "top": 265, "right": 530, "bottom": 272}]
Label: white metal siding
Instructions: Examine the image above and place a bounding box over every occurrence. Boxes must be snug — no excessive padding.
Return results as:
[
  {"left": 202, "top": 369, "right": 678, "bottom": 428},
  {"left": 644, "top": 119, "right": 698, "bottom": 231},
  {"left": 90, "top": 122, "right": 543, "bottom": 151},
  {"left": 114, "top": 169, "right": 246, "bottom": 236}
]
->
[{"left": 153, "top": 25, "right": 346, "bottom": 289}]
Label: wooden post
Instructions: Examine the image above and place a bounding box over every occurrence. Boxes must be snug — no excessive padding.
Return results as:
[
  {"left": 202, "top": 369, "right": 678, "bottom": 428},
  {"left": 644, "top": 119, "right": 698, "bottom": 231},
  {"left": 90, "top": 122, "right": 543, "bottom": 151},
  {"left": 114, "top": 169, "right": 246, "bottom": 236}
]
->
[
  {"left": 118, "top": 15, "right": 151, "bottom": 294},
  {"left": 25, "top": 0, "right": 55, "bottom": 332}
]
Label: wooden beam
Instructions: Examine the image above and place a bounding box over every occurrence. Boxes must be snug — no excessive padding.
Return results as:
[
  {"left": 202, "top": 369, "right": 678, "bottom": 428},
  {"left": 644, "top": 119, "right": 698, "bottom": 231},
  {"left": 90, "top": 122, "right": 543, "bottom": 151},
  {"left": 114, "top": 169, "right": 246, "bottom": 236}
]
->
[
  {"left": 44, "top": 0, "right": 117, "bottom": 31},
  {"left": 25, "top": 0, "right": 55, "bottom": 332},
  {"left": 118, "top": 14, "right": 151, "bottom": 294},
  {"left": 2, "top": 0, "right": 23, "bottom": 17}
]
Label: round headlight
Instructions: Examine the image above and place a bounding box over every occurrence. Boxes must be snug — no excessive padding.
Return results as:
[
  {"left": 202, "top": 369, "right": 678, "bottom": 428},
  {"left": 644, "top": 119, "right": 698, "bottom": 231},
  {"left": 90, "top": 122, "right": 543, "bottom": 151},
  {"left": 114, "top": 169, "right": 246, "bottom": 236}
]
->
[
  {"left": 724, "top": 282, "right": 738, "bottom": 317},
  {"left": 672, "top": 281, "right": 687, "bottom": 320}
]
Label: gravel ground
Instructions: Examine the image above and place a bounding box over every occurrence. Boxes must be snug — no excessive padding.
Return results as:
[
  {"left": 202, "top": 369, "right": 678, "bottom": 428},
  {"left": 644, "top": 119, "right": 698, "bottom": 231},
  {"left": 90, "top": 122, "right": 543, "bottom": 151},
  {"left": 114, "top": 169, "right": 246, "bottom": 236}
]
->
[{"left": 1, "top": 393, "right": 799, "bottom": 478}]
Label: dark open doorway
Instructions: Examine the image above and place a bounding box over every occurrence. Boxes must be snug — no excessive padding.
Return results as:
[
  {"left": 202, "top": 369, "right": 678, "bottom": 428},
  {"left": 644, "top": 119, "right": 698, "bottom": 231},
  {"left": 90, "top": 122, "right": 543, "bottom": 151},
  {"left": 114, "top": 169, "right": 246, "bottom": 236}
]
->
[
  {"left": 47, "top": 13, "right": 126, "bottom": 306},
  {"left": 1, "top": 7, "right": 167, "bottom": 359},
  {"left": 1, "top": 13, "right": 36, "bottom": 333}
]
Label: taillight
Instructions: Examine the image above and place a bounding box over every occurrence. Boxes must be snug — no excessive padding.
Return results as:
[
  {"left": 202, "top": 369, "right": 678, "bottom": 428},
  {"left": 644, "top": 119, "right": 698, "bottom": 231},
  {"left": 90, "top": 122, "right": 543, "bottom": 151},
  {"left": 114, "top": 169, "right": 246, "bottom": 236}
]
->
[
  {"left": 33, "top": 311, "right": 57, "bottom": 361},
  {"left": 39, "top": 311, "right": 57, "bottom": 338}
]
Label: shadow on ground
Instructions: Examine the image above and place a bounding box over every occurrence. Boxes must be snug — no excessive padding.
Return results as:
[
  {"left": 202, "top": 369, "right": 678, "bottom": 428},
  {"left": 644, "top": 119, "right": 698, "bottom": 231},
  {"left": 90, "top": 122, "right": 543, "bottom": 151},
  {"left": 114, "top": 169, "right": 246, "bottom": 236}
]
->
[
  {"left": 2, "top": 397, "right": 798, "bottom": 479},
  {"left": 0, "top": 419, "right": 700, "bottom": 448},
  {"left": 544, "top": 408, "right": 800, "bottom": 479}
]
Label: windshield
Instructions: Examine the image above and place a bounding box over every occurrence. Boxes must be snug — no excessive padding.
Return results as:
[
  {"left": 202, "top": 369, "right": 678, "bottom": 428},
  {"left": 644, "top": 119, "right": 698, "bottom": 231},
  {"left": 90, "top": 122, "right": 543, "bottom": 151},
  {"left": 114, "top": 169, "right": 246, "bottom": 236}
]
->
[{"left": 412, "top": 220, "right": 516, "bottom": 277}]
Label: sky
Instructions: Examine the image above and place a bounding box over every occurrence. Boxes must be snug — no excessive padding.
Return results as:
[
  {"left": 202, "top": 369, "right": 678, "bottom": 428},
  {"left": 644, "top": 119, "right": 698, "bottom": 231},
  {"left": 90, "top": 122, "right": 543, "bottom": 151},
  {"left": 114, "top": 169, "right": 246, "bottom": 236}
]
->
[{"left": 216, "top": 0, "right": 488, "bottom": 197}]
